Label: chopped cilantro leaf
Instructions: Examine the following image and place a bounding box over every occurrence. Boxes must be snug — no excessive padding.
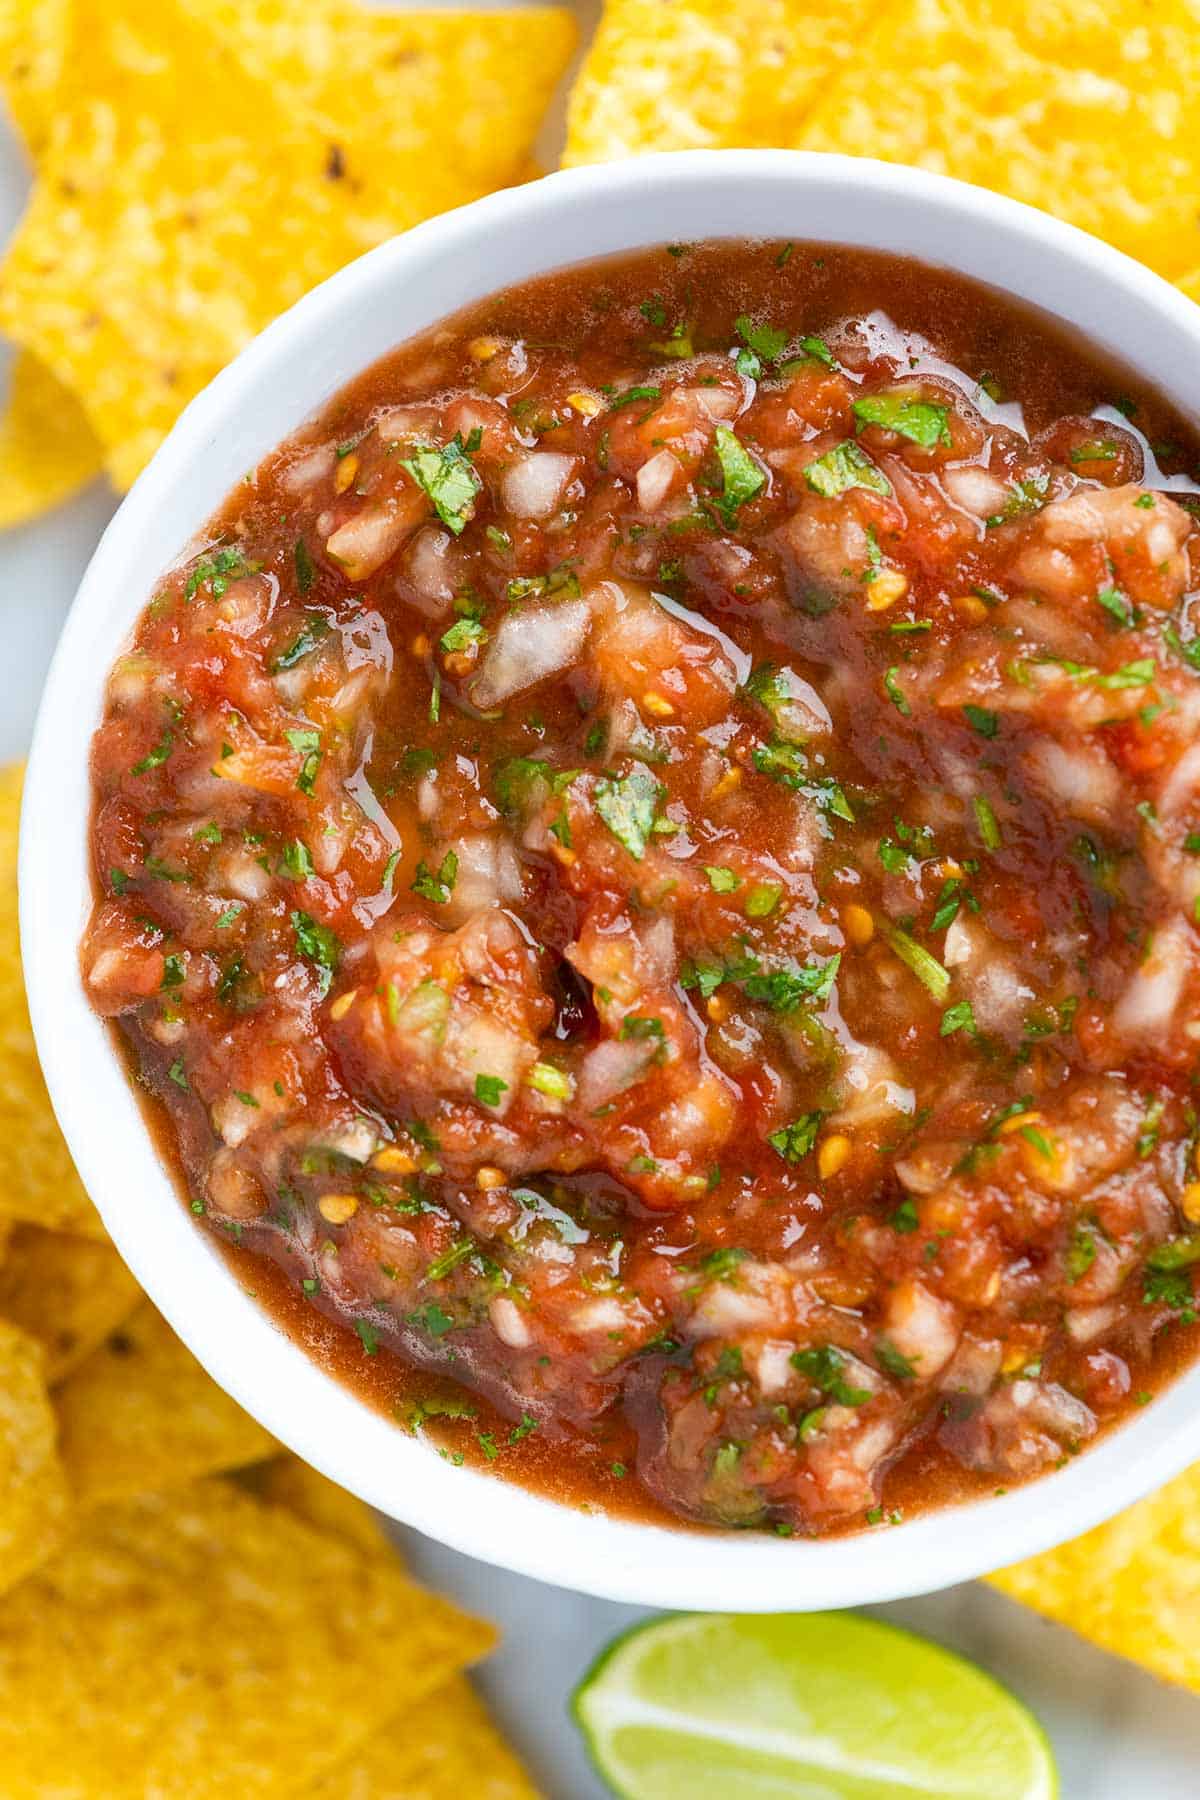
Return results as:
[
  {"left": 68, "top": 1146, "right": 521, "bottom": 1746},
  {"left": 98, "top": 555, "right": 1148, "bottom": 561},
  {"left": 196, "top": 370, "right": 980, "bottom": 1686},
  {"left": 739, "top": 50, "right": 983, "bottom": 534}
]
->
[
  {"left": 803, "top": 440, "right": 891, "bottom": 499},
  {"left": 401, "top": 437, "right": 481, "bottom": 535},
  {"left": 767, "top": 1111, "right": 825, "bottom": 1163},
  {"left": 734, "top": 315, "right": 788, "bottom": 363},
  {"left": 595, "top": 763, "right": 662, "bottom": 861},
  {"left": 853, "top": 393, "right": 951, "bottom": 448},
  {"left": 963, "top": 704, "right": 999, "bottom": 737},
  {"left": 875, "top": 1338, "right": 917, "bottom": 1381},
  {"left": 744, "top": 954, "right": 840, "bottom": 1012},
  {"left": 940, "top": 999, "right": 976, "bottom": 1037},
  {"left": 293, "top": 538, "right": 316, "bottom": 594},
  {"left": 712, "top": 425, "right": 765, "bottom": 524},
  {"left": 474, "top": 1073, "right": 509, "bottom": 1108},
  {"left": 290, "top": 909, "right": 340, "bottom": 997},
  {"left": 411, "top": 851, "right": 458, "bottom": 905},
  {"left": 609, "top": 385, "right": 661, "bottom": 412}
]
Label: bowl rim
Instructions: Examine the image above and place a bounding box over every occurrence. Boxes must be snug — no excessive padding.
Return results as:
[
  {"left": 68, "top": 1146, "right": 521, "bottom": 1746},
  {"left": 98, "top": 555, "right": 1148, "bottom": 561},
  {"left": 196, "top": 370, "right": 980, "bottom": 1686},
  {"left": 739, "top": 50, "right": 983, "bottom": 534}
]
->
[{"left": 22, "top": 148, "right": 1200, "bottom": 1610}]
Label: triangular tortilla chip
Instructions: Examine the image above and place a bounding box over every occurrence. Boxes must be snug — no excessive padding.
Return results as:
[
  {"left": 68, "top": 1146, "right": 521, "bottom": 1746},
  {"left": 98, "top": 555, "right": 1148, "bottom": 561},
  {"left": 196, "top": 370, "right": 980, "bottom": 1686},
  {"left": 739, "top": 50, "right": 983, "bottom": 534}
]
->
[
  {"left": 563, "top": 0, "right": 878, "bottom": 165},
  {"left": 798, "top": 0, "right": 1200, "bottom": 281},
  {"left": 0, "top": 0, "right": 573, "bottom": 487},
  {"left": 990, "top": 1459, "right": 1200, "bottom": 1692}
]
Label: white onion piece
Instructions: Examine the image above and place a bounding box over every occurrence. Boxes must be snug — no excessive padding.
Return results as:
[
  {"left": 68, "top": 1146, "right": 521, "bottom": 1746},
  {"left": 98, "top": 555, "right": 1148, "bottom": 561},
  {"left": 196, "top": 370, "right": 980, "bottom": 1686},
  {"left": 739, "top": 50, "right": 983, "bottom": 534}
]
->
[
  {"left": 1114, "top": 920, "right": 1188, "bottom": 1040},
  {"left": 576, "top": 1038, "right": 656, "bottom": 1112},
  {"left": 440, "top": 834, "right": 523, "bottom": 920},
  {"left": 884, "top": 1279, "right": 960, "bottom": 1376},
  {"left": 281, "top": 443, "right": 335, "bottom": 493},
  {"left": 688, "top": 385, "right": 739, "bottom": 422},
  {"left": 751, "top": 1341, "right": 798, "bottom": 1397},
  {"left": 471, "top": 599, "right": 590, "bottom": 708},
  {"left": 939, "top": 1337, "right": 1002, "bottom": 1396},
  {"left": 326, "top": 502, "right": 418, "bottom": 581},
  {"left": 404, "top": 526, "right": 455, "bottom": 611},
  {"left": 489, "top": 1296, "right": 532, "bottom": 1349},
  {"left": 1065, "top": 1302, "right": 1119, "bottom": 1344},
  {"left": 569, "top": 1296, "right": 631, "bottom": 1334},
  {"left": 502, "top": 452, "right": 575, "bottom": 519},
  {"left": 942, "top": 916, "right": 974, "bottom": 967},
  {"left": 692, "top": 1278, "right": 779, "bottom": 1336},
  {"left": 1013, "top": 1379, "right": 1097, "bottom": 1442},
  {"left": 941, "top": 464, "right": 1011, "bottom": 519},
  {"left": 1025, "top": 738, "right": 1122, "bottom": 825},
  {"left": 638, "top": 915, "right": 677, "bottom": 983},
  {"left": 635, "top": 448, "right": 679, "bottom": 512}
]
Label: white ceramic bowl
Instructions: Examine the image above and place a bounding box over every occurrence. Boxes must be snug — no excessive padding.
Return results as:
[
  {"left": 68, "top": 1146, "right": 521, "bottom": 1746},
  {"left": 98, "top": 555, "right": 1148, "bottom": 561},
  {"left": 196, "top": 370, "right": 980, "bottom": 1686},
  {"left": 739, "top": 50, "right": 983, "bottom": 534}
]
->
[{"left": 23, "top": 151, "right": 1200, "bottom": 1610}]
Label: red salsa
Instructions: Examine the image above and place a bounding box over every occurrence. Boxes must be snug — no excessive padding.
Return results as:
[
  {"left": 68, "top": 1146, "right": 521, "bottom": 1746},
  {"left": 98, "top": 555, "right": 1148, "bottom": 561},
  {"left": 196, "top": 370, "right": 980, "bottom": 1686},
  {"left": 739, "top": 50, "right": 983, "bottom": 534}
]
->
[{"left": 84, "top": 241, "right": 1200, "bottom": 1536}]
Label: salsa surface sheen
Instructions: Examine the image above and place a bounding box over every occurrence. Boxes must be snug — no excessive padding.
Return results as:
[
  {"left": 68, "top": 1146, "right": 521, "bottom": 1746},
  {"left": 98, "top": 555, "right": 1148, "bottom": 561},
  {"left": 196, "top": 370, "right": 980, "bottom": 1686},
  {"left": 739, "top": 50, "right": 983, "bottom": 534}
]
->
[{"left": 85, "top": 241, "right": 1200, "bottom": 1538}]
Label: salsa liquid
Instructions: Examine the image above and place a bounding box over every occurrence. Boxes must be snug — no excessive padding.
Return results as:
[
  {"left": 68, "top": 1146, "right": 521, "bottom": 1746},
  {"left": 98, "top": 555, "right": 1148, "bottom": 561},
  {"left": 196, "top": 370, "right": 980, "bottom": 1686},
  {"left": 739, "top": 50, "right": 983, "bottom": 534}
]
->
[{"left": 87, "top": 242, "right": 1200, "bottom": 1536}]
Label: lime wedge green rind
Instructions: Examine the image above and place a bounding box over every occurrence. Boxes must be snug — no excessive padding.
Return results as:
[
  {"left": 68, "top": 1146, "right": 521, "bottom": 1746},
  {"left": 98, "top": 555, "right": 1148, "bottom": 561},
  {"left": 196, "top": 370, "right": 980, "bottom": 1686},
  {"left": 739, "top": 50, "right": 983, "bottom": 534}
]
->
[{"left": 572, "top": 1611, "right": 1059, "bottom": 1800}]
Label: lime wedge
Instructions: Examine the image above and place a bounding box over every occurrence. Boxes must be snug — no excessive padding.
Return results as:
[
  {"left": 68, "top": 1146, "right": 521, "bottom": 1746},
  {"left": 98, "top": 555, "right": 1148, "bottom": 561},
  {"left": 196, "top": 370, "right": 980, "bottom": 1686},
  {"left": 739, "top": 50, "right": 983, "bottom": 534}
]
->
[{"left": 573, "top": 1612, "right": 1058, "bottom": 1800}]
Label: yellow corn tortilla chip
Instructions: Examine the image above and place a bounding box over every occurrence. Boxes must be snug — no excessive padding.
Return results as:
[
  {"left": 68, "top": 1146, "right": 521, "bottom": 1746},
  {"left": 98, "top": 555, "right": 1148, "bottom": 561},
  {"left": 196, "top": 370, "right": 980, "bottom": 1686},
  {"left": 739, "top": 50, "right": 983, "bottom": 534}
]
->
[
  {"left": 0, "top": 764, "right": 103, "bottom": 1239},
  {"left": 0, "top": 1223, "right": 141, "bottom": 1383},
  {"left": 0, "top": 1479, "right": 493, "bottom": 1800},
  {"left": 562, "top": 0, "right": 878, "bottom": 165},
  {"left": 989, "top": 1460, "right": 1200, "bottom": 1691},
  {"left": 0, "top": 0, "right": 573, "bottom": 488},
  {"left": 195, "top": 0, "right": 576, "bottom": 212},
  {"left": 54, "top": 1297, "right": 276, "bottom": 1505},
  {"left": 0, "top": 1315, "right": 69, "bottom": 1592},
  {"left": 798, "top": 0, "right": 1200, "bottom": 282},
  {"left": 249, "top": 1452, "right": 391, "bottom": 1558},
  {"left": 0, "top": 349, "right": 104, "bottom": 529},
  {"left": 0, "top": 0, "right": 67, "bottom": 160},
  {"left": 305, "top": 1677, "right": 541, "bottom": 1800}
]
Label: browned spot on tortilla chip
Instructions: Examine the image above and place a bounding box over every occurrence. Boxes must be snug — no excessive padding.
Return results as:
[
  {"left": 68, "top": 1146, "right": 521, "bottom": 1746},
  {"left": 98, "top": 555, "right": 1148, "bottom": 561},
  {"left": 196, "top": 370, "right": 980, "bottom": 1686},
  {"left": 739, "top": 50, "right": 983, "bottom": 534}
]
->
[
  {"left": 0, "top": 0, "right": 67, "bottom": 160},
  {"left": 54, "top": 1298, "right": 276, "bottom": 1504},
  {"left": 0, "top": 1224, "right": 141, "bottom": 1382}
]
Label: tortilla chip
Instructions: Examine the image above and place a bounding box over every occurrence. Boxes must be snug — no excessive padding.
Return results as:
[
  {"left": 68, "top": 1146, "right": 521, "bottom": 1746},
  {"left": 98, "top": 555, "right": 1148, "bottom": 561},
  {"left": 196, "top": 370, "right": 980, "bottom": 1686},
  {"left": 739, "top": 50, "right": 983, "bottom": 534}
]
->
[
  {"left": 0, "top": 0, "right": 573, "bottom": 488},
  {"left": 0, "top": 349, "right": 104, "bottom": 529},
  {"left": 989, "top": 1460, "right": 1200, "bottom": 1691},
  {"left": 0, "top": 1479, "right": 493, "bottom": 1800},
  {"left": 0, "top": 1224, "right": 141, "bottom": 1383},
  {"left": 54, "top": 1297, "right": 276, "bottom": 1505},
  {"left": 0, "top": 1316, "right": 69, "bottom": 1593},
  {"left": 798, "top": 0, "right": 1200, "bottom": 282},
  {"left": 562, "top": 0, "right": 876, "bottom": 165},
  {"left": 195, "top": 0, "right": 576, "bottom": 211},
  {"left": 0, "top": 0, "right": 67, "bottom": 160},
  {"left": 248, "top": 1453, "right": 390, "bottom": 1558},
  {"left": 306, "top": 1677, "right": 541, "bottom": 1800},
  {"left": 0, "top": 764, "right": 104, "bottom": 1239}
]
